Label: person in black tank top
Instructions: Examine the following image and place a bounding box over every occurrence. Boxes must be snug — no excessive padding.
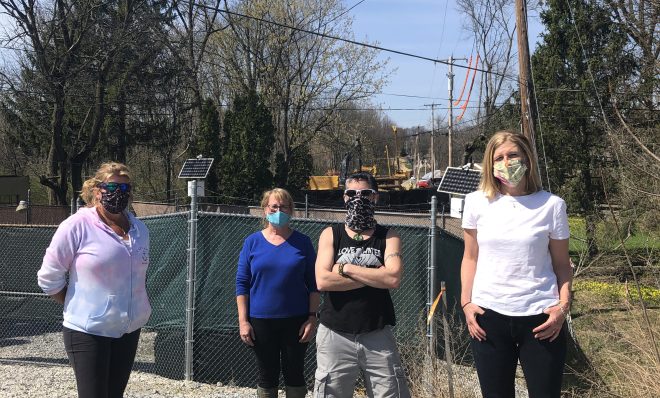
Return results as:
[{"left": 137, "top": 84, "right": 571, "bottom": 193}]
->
[{"left": 314, "top": 172, "right": 411, "bottom": 398}]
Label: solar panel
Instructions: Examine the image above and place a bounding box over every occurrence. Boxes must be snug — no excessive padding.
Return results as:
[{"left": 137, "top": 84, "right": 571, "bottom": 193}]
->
[
  {"left": 178, "top": 158, "right": 214, "bottom": 179},
  {"left": 437, "top": 167, "right": 482, "bottom": 196}
]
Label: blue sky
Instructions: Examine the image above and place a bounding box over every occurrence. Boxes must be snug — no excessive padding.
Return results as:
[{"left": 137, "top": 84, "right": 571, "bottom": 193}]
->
[{"left": 348, "top": 0, "right": 545, "bottom": 128}]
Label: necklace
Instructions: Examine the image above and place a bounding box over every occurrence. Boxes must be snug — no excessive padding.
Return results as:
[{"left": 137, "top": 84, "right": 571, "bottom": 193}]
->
[
  {"left": 353, "top": 232, "right": 363, "bottom": 241},
  {"left": 98, "top": 209, "right": 129, "bottom": 237}
]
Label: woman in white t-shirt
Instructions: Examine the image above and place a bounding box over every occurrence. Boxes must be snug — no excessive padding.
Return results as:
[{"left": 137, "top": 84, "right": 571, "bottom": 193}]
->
[{"left": 461, "top": 130, "right": 572, "bottom": 398}]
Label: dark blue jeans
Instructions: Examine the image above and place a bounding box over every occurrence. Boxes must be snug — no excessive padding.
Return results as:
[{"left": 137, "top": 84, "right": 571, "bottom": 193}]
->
[
  {"left": 250, "top": 316, "right": 309, "bottom": 388},
  {"left": 471, "top": 308, "right": 567, "bottom": 398},
  {"left": 63, "top": 326, "right": 141, "bottom": 398}
]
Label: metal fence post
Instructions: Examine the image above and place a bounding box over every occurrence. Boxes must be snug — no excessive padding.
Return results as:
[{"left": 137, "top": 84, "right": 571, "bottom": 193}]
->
[
  {"left": 441, "top": 280, "right": 455, "bottom": 398},
  {"left": 185, "top": 180, "right": 199, "bottom": 381},
  {"left": 305, "top": 193, "right": 309, "bottom": 219},
  {"left": 428, "top": 196, "right": 438, "bottom": 357}
]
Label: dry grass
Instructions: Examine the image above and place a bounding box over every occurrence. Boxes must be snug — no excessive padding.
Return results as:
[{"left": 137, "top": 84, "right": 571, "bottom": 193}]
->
[
  {"left": 403, "top": 275, "right": 660, "bottom": 398},
  {"left": 566, "top": 278, "right": 660, "bottom": 397},
  {"left": 403, "top": 310, "right": 528, "bottom": 398}
]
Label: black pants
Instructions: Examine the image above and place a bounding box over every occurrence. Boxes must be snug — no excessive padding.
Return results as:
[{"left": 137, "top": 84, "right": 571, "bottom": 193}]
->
[
  {"left": 63, "top": 326, "right": 141, "bottom": 398},
  {"left": 471, "top": 309, "right": 567, "bottom": 398},
  {"left": 250, "top": 316, "right": 309, "bottom": 388}
]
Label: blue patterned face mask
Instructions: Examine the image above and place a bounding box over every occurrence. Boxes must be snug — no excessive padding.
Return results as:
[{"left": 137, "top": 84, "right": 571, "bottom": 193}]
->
[{"left": 266, "top": 211, "right": 291, "bottom": 228}]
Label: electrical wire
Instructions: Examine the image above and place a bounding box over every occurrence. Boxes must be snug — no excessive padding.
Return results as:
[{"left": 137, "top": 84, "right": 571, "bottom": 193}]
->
[
  {"left": 200, "top": 3, "right": 511, "bottom": 78},
  {"left": 453, "top": 54, "right": 472, "bottom": 106},
  {"left": 455, "top": 54, "right": 480, "bottom": 122}
]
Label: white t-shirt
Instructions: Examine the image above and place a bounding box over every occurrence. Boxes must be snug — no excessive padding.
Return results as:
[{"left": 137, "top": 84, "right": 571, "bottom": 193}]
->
[{"left": 462, "top": 190, "right": 570, "bottom": 316}]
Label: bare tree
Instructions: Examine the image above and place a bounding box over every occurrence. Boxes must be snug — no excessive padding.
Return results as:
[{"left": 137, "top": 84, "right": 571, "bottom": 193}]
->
[
  {"left": 0, "top": 0, "right": 98, "bottom": 204},
  {"left": 211, "top": 0, "right": 388, "bottom": 186},
  {"left": 165, "top": 0, "right": 225, "bottom": 149},
  {"left": 606, "top": 0, "right": 659, "bottom": 111},
  {"left": 456, "top": 0, "right": 517, "bottom": 118}
]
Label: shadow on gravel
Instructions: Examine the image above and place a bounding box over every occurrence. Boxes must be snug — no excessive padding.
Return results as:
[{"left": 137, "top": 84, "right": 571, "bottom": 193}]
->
[
  {"left": 0, "top": 318, "right": 61, "bottom": 340},
  {"left": 0, "top": 357, "right": 69, "bottom": 365}
]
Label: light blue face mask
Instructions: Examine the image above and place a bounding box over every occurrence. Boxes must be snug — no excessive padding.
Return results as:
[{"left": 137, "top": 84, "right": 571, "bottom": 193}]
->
[{"left": 266, "top": 211, "right": 291, "bottom": 228}]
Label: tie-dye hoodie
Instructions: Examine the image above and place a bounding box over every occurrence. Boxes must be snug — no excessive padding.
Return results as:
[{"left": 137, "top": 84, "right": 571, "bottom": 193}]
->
[{"left": 38, "top": 206, "right": 151, "bottom": 338}]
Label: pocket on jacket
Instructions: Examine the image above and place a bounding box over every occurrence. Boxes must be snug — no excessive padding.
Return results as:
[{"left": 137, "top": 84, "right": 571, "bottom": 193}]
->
[{"left": 85, "top": 295, "right": 128, "bottom": 335}]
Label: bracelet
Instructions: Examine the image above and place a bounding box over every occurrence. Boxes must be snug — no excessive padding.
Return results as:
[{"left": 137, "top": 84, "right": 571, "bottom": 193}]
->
[
  {"left": 308, "top": 312, "right": 318, "bottom": 318},
  {"left": 461, "top": 301, "right": 471, "bottom": 309},
  {"left": 338, "top": 263, "right": 350, "bottom": 278},
  {"left": 558, "top": 305, "right": 568, "bottom": 317}
]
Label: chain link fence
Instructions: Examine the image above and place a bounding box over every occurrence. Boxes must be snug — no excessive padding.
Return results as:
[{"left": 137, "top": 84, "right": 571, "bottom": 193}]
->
[{"left": 0, "top": 199, "right": 477, "bottom": 394}]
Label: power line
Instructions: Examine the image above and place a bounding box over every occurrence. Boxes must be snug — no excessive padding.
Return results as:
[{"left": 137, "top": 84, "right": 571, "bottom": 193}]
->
[{"left": 206, "top": 4, "right": 512, "bottom": 79}]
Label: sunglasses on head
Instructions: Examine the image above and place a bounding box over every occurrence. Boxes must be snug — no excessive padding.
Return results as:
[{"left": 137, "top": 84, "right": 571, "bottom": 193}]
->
[
  {"left": 344, "top": 189, "right": 376, "bottom": 198},
  {"left": 100, "top": 182, "right": 132, "bottom": 193}
]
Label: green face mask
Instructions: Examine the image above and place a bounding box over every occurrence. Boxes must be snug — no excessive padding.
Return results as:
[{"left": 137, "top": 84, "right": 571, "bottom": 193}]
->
[{"left": 493, "top": 159, "right": 527, "bottom": 187}]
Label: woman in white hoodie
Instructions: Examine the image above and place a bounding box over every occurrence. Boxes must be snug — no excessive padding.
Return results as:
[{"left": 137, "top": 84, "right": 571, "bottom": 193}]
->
[{"left": 38, "top": 162, "right": 151, "bottom": 398}]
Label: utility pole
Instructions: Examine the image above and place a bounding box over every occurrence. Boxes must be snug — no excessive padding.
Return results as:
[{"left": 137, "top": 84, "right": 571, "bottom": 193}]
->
[
  {"left": 430, "top": 105, "right": 435, "bottom": 172},
  {"left": 392, "top": 125, "right": 400, "bottom": 173},
  {"left": 427, "top": 57, "right": 467, "bottom": 171},
  {"left": 447, "top": 55, "right": 454, "bottom": 167},
  {"left": 423, "top": 103, "right": 439, "bottom": 173},
  {"left": 515, "top": 0, "right": 537, "bottom": 147}
]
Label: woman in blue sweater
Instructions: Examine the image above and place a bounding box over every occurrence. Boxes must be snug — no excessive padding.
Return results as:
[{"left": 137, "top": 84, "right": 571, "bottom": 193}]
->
[{"left": 236, "top": 188, "right": 319, "bottom": 398}]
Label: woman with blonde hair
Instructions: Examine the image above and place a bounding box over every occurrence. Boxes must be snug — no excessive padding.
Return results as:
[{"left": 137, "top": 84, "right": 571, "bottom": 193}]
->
[
  {"left": 236, "top": 188, "right": 319, "bottom": 398},
  {"left": 461, "top": 130, "right": 572, "bottom": 398},
  {"left": 38, "top": 162, "right": 151, "bottom": 398}
]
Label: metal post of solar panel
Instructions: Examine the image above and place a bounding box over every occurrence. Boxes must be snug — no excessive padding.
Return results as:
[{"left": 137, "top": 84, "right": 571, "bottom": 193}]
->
[
  {"left": 185, "top": 179, "right": 198, "bottom": 381},
  {"left": 177, "top": 157, "right": 214, "bottom": 382},
  {"left": 428, "top": 195, "right": 438, "bottom": 358}
]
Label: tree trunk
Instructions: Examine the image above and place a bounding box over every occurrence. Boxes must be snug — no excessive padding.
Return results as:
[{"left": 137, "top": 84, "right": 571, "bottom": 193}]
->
[
  {"left": 42, "top": 92, "right": 68, "bottom": 205},
  {"left": 71, "top": 68, "right": 107, "bottom": 195}
]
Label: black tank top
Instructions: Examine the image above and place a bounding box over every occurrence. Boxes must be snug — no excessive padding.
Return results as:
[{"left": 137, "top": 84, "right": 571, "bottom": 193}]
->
[{"left": 318, "top": 224, "right": 396, "bottom": 334}]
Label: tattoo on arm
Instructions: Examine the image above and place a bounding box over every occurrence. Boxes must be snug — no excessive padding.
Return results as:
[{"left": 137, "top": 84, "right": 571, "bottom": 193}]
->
[{"left": 384, "top": 252, "right": 402, "bottom": 263}]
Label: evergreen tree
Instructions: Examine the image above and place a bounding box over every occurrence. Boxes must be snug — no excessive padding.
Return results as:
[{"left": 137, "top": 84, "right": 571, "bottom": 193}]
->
[
  {"left": 219, "top": 91, "right": 274, "bottom": 202},
  {"left": 532, "top": 0, "right": 634, "bottom": 256},
  {"left": 192, "top": 99, "right": 222, "bottom": 198},
  {"left": 274, "top": 143, "right": 313, "bottom": 193}
]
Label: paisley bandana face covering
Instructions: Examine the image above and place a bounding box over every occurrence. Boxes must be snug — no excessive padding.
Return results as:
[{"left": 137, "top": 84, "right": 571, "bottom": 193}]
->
[
  {"left": 100, "top": 188, "right": 130, "bottom": 214},
  {"left": 345, "top": 196, "right": 376, "bottom": 233},
  {"left": 493, "top": 159, "right": 527, "bottom": 187}
]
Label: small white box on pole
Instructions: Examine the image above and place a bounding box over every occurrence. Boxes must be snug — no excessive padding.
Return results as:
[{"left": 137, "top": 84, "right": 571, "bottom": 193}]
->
[
  {"left": 450, "top": 197, "right": 464, "bottom": 219},
  {"left": 187, "top": 180, "right": 205, "bottom": 197}
]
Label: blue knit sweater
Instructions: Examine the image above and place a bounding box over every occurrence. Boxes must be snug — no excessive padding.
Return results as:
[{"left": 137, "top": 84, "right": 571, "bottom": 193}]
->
[{"left": 236, "top": 230, "right": 317, "bottom": 318}]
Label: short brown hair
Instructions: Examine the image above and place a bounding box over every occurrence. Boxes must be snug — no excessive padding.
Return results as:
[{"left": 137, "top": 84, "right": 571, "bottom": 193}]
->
[{"left": 479, "top": 130, "right": 541, "bottom": 199}]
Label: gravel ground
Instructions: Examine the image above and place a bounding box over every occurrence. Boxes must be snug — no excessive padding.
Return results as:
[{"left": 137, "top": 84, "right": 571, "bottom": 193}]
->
[
  {"left": 1, "top": 327, "right": 528, "bottom": 398},
  {"left": 0, "top": 328, "right": 279, "bottom": 397},
  {"left": 0, "top": 362, "right": 262, "bottom": 398}
]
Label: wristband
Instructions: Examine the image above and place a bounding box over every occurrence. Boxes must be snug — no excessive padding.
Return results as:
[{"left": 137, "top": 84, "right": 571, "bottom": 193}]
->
[
  {"left": 558, "top": 305, "right": 568, "bottom": 317},
  {"left": 461, "top": 301, "right": 471, "bottom": 309},
  {"left": 338, "top": 263, "right": 349, "bottom": 278},
  {"left": 308, "top": 312, "right": 318, "bottom": 318}
]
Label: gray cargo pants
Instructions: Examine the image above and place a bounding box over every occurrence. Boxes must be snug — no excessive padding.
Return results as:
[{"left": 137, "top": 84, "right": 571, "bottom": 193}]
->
[{"left": 314, "top": 323, "right": 411, "bottom": 398}]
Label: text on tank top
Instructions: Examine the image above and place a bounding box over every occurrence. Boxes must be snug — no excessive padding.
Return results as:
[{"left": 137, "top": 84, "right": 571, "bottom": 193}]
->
[{"left": 318, "top": 224, "right": 396, "bottom": 334}]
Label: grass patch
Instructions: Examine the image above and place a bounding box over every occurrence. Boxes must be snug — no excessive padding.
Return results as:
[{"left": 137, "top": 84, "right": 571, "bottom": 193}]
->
[
  {"left": 573, "top": 280, "right": 660, "bottom": 307},
  {"left": 568, "top": 216, "right": 660, "bottom": 254}
]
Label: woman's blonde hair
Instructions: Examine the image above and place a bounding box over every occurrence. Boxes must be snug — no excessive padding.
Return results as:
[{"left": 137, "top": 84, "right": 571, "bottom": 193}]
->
[
  {"left": 479, "top": 130, "right": 541, "bottom": 199},
  {"left": 260, "top": 188, "right": 294, "bottom": 227},
  {"left": 80, "top": 162, "right": 132, "bottom": 206}
]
